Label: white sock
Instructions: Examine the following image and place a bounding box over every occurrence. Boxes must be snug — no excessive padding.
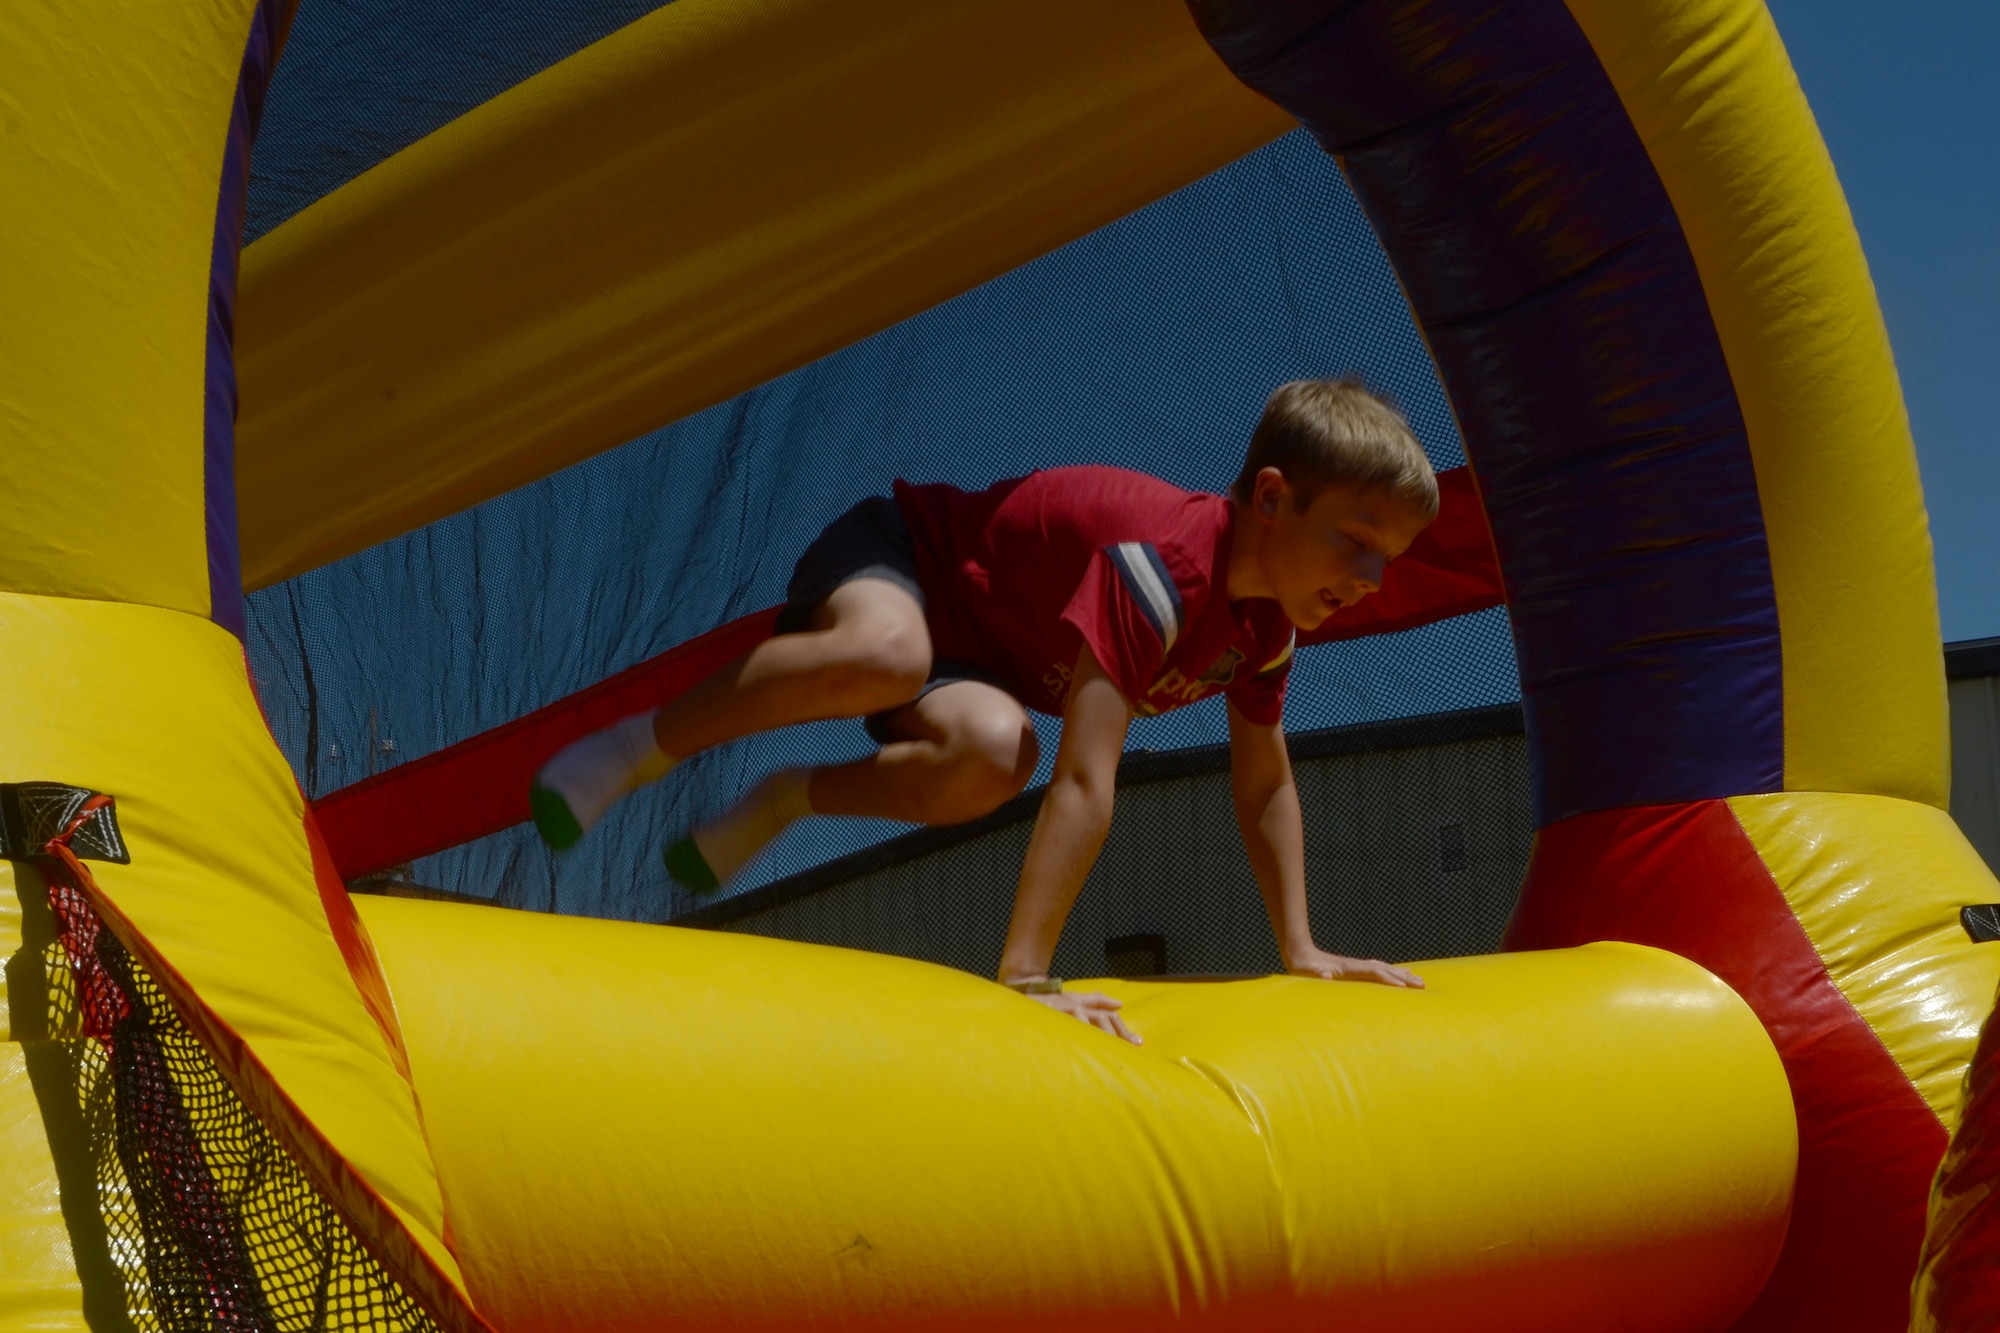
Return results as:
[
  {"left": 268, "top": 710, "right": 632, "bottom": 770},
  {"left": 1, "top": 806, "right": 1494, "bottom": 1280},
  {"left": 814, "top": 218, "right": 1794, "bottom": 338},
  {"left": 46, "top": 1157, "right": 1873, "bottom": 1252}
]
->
[
  {"left": 691, "top": 770, "right": 814, "bottom": 884},
  {"left": 535, "top": 710, "right": 676, "bottom": 837}
]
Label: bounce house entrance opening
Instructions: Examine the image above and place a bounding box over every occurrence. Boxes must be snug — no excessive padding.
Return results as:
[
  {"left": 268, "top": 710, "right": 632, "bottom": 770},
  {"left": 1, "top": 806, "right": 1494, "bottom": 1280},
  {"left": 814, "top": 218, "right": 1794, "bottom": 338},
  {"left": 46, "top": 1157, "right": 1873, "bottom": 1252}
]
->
[{"left": 246, "top": 128, "right": 1524, "bottom": 938}]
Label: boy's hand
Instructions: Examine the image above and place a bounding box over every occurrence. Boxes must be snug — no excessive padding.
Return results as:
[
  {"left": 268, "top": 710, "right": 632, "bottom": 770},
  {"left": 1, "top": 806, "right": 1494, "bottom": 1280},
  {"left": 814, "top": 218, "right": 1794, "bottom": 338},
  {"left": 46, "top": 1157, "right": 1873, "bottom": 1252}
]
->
[
  {"left": 1026, "top": 988, "right": 1144, "bottom": 1045},
  {"left": 1286, "top": 945, "right": 1425, "bottom": 989}
]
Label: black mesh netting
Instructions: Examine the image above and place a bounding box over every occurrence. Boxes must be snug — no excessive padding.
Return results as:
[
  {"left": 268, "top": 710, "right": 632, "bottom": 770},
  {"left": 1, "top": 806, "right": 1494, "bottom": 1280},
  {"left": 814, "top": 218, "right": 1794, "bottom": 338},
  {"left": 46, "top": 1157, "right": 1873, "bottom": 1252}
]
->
[{"left": 28, "top": 854, "right": 443, "bottom": 1333}]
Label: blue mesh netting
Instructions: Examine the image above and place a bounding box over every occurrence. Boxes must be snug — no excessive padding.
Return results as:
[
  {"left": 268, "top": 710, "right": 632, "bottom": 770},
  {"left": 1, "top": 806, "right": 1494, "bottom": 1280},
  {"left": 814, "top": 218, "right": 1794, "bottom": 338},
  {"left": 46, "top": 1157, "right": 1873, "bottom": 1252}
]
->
[{"left": 243, "top": 13, "right": 1521, "bottom": 919}]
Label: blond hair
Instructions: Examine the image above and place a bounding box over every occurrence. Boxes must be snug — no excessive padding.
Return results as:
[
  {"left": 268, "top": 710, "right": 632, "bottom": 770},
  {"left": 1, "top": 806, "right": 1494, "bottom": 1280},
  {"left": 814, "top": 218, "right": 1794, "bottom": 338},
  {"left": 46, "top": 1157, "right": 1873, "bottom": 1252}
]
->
[{"left": 1230, "top": 378, "right": 1438, "bottom": 519}]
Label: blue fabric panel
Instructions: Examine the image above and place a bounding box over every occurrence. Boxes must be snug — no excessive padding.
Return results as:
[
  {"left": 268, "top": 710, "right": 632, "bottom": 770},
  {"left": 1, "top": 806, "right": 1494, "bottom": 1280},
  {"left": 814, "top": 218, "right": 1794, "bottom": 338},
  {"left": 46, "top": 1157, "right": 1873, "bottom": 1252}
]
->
[
  {"left": 205, "top": 0, "right": 295, "bottom": 639},
  {"left": 1186, "top": 0, "right": 1785, "bottom": 826}
]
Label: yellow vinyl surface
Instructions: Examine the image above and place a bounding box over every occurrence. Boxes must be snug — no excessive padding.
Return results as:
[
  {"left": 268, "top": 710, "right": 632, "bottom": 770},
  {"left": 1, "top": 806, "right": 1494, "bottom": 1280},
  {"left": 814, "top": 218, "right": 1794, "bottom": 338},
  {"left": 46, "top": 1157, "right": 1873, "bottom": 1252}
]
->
[
  {"left": 0, "top": 861, "right": 88, "bottom": 1332},
  {"left": 232, "top": 0, "right": 1294, "bottom": 588},
  {"left": 360, "top": 895, "right": 1795, "bottom": 1332},
  {"left": 0, "top": 591, "right": 464, "bottom": 1296},
  {"left": 1564, "top": 0, "right": 1949, "bottom": 809},
  {"left": 0, "top": 1051, "right": 84, "bottom": 1332},
  {"left": 0, "top": 0, "right": 249, "bottom": 621},
  {"left": 0, "top": 0, "right": 480, "bottom": 1311},
  {"left": 1100, "top": 947, "right": 1798, "bottom": 1328},
  {"left": 1730, "top": 793, "right": 2000, "bottom": 1129}
]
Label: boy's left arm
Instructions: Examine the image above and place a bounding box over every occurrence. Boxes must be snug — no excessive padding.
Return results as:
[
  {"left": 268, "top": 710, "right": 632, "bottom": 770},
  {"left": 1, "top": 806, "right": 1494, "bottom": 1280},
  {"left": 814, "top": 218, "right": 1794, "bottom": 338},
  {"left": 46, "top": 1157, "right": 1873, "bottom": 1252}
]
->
[{"left": 1226, "top": 699, "right": 1424, "bottom": 988}]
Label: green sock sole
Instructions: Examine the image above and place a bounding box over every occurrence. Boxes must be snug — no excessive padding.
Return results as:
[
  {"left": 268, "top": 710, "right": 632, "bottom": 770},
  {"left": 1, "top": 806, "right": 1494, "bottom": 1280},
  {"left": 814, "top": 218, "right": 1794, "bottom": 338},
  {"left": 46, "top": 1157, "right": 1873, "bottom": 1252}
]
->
[
  {"left": 529, "top": 783, "right": 584, "bottom": 851},
  {"left": 664, "top": 837, "right": 722, "bottom": 894}
]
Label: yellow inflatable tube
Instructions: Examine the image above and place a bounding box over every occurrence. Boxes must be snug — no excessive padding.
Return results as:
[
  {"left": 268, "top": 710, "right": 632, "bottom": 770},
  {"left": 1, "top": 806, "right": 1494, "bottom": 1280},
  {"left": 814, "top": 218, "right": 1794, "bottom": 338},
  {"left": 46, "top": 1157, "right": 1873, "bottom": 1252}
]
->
[
  {"left": 234, "top": 0, "right": 1291, "bottom": 588},
  {"left": 357, "top": 898, "right": 1795, "bottom": 1331}
]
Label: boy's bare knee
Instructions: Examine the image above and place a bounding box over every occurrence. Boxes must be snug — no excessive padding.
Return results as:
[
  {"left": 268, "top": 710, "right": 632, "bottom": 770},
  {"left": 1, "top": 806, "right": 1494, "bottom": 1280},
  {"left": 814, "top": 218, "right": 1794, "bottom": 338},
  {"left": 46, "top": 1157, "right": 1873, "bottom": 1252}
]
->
[
  {"left": 991, "top": 715, "right": 1040, "bottom": 789},
  {"left": 932, "top": 714, "right": 1037, "bottom": 821}
]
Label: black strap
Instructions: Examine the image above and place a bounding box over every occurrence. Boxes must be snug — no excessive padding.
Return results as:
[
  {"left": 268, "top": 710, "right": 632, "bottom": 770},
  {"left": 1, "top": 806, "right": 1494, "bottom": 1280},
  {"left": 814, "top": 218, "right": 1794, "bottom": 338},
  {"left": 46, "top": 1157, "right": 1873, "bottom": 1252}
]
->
[
  {"left": 1962, "top": 904, "right": 2000, "bottom": 944},
  {"left": 0, "top": 783, "right": 129, "bottom": 863}
]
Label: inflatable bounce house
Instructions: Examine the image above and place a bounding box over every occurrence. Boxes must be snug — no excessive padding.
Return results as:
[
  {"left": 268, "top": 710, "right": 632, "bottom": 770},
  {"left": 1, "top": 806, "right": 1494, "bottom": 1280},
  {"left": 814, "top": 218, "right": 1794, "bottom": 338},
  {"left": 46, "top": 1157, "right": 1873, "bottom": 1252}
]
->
[{"left": 6, "top": 0, "right": 2000, "bottom": 1329}]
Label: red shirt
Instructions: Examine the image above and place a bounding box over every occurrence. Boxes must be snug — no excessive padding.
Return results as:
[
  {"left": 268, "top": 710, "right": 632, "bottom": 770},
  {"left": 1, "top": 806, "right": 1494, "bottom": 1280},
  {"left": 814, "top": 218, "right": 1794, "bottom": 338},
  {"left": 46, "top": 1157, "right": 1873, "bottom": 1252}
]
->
[{"left": 893, "top": 466, "right": 1297, "bottom": 725}]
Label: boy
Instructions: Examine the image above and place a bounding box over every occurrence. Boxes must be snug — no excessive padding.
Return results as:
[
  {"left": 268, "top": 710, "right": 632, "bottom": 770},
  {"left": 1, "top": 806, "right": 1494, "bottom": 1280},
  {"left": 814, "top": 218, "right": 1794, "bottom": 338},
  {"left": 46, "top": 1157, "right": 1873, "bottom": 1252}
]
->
[{"left": 532, "top": 378, "right": 1435, "bottom": 1043}]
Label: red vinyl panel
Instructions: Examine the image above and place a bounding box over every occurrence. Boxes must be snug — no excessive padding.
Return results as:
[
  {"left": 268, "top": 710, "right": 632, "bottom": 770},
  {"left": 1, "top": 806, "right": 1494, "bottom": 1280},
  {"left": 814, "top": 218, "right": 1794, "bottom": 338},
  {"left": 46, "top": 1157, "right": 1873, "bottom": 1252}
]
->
[{"left": 1506, "top": 800, "right": 1946, "bottom": 1333}]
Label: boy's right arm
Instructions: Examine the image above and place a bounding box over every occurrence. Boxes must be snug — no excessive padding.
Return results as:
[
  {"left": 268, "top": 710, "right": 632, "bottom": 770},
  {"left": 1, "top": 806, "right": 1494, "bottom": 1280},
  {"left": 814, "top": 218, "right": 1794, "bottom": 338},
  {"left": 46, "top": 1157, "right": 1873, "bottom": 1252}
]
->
[{"left": 998, "top": 643, "right": 1140, "bottom": 1044}]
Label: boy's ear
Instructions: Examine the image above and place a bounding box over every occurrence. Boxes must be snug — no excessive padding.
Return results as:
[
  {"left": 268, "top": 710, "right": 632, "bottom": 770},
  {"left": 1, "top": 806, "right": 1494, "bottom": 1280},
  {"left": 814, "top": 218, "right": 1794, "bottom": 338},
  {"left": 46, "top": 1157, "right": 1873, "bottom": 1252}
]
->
[{"left": 1253, "top": 465, "right": 1288, "bottom": 519}]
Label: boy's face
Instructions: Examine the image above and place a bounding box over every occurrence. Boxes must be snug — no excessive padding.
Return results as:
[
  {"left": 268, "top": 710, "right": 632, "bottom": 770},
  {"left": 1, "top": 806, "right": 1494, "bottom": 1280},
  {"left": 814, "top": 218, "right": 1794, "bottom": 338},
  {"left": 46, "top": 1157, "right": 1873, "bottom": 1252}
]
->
[{"left": 1247, "top": 469, "right": 1433, "bottom": 631}]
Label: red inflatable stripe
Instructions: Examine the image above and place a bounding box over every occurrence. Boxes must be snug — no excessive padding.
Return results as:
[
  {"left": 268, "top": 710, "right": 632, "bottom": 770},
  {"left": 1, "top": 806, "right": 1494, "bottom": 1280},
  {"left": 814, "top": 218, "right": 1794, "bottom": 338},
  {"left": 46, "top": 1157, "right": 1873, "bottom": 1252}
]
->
[
  {"left": 313, "top": 608, "right": 780, "bottom": 879},
  {"left": 1912, "top": 981, "right": 2000, "bottom": 1327},
  {"left": 311, "top": 468, "right": 1502, "bottom": 880},
  {"left": 1506, "top": 801, "right": 1947, "bottom": 1333}
]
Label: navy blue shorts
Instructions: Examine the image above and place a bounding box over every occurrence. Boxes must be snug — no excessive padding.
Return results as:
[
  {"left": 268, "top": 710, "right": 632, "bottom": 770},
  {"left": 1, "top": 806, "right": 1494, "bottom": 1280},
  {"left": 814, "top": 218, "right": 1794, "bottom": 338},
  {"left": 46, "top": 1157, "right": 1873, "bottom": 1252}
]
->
[
  {"left": 775, "top": 496, "right": 925, "bottom": 633},
  {"left": 778, "top": 497, "right": 1021, "bottom": 742}
]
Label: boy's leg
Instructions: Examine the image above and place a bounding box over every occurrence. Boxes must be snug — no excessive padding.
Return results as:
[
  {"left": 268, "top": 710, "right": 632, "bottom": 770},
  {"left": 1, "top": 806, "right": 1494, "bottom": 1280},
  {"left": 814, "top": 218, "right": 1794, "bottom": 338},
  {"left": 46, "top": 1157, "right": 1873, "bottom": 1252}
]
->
[
  {"left": 652, "top": 578, "right": 931, "bottom": 758},
  {"left": 534, "top": 579, "right": 930, "bottom": 848},
  {"left": 663, "top": 681, "right": 1039, "bottom": 891},
  {"left": 808, "top": 681, "right": 1040, "bottom": 826}
]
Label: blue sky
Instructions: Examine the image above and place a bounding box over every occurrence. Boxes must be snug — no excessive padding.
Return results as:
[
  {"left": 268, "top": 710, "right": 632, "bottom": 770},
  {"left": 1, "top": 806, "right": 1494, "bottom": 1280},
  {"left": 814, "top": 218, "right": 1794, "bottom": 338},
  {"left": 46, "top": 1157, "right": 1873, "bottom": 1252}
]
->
[{"left": 1767, "top": 0, "right": 1999, "bottom": 643}]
